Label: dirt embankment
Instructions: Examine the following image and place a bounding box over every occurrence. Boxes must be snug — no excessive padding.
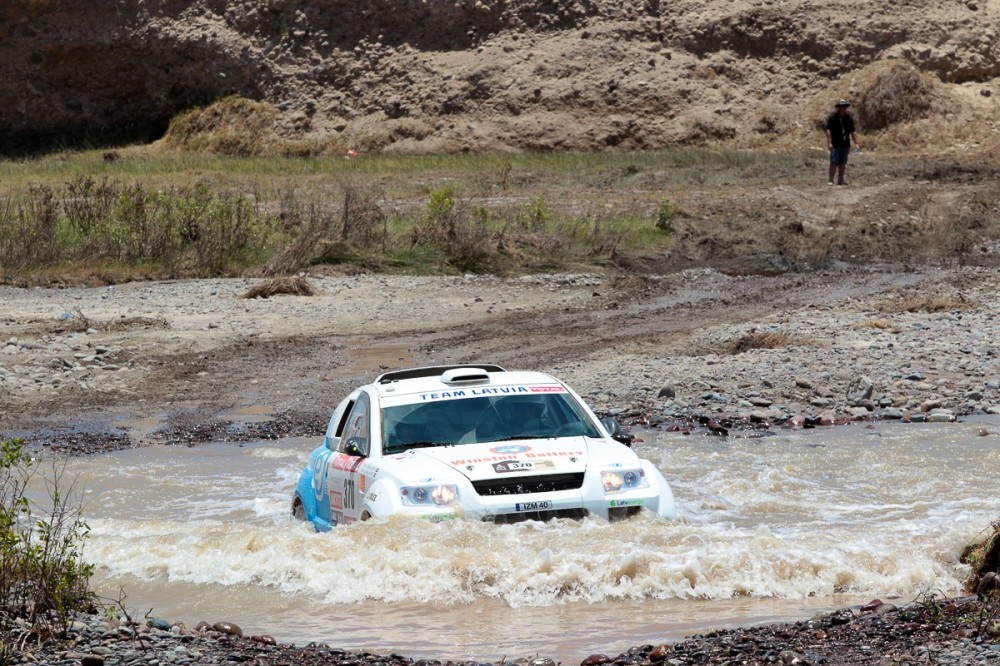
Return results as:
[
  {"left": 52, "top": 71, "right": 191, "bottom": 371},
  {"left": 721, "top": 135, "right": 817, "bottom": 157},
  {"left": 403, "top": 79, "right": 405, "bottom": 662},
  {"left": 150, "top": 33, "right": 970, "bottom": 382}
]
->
[{"left": 2, "top": 0, "right": 999, "bottom": 155}]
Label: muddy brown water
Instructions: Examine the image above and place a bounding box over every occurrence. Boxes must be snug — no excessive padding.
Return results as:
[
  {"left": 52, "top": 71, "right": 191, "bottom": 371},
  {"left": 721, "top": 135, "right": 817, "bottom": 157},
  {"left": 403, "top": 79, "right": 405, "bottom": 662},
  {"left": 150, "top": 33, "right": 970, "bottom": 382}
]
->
[{"left": 38, "top": 417, "right": 1000, "bottom": 662}]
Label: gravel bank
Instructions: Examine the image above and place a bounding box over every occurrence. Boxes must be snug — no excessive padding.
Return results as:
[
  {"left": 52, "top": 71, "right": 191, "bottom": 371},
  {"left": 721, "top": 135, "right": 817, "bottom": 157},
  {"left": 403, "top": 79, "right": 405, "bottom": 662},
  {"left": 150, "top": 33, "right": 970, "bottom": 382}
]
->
[
  {"left": 6, "top": 594, "right": 1000, "bottom": 666},
  {"left": 3, "top": 267, "right": 998, "bottom": 451}
]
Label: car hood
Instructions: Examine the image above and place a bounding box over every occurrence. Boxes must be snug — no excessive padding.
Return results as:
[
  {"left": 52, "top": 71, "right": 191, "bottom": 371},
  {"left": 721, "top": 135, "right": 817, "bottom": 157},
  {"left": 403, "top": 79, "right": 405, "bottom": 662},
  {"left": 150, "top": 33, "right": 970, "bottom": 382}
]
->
[{"left": 409, "top": 438, "right": 590, "bottom": 481}]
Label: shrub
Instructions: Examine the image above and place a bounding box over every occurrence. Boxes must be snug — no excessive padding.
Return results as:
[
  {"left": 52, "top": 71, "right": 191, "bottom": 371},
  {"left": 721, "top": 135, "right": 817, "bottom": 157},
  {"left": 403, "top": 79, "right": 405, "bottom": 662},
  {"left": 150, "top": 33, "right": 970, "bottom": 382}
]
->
[
  {"left": 855, "top": 61, "right": 938, "bottom": 131},
  {"left": 0, "top": 437, "right": 94, "bottom": 657},
  {"left": 425, "top": 187, "right": 457, "bottom": 230},
  {"left": 0, "top": 186, "right": 61, "bottom": 282},
  {"left": 654, "top": 199, "right": 678, "bottom": 233},
  {"left": 161, "top": 96, "right": 278, "bottom": 156},
  {"left": 523, "top": 195, "right": 552, "bottom": 231}
]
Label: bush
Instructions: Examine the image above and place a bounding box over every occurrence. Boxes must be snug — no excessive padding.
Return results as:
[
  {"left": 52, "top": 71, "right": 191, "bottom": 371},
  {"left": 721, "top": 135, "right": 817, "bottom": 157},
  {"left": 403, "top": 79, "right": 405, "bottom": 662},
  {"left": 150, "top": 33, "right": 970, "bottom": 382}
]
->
[
  {"left": 855, "top": 61, "right": 939, "bottom": 131},
  {"left": 0, "top": 438, "right": 94, "bottom": 657},
  {"left": 654, "top": 199, "right": 678, "bottom": 233}
]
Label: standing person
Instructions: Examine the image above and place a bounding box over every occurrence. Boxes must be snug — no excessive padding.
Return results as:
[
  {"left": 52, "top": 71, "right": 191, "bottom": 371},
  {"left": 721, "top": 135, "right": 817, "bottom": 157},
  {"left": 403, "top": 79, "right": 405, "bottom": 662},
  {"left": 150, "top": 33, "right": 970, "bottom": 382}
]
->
[{"left": 826, "top": 98, "right": 860, "bottom": 185}]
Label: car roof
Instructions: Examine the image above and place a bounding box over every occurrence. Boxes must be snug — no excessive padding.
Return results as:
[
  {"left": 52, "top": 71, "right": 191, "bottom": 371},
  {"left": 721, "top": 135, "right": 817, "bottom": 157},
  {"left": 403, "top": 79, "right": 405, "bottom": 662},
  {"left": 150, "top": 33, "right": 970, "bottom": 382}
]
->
[{"left": 370, "top": 365, "right": 565, "bottom": 399}]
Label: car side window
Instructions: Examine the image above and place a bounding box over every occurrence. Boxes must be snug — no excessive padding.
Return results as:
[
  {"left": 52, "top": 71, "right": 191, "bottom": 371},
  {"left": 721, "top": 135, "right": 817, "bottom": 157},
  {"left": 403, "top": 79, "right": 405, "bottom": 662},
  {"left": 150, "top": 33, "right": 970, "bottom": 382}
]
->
[{"left": 339, "top": 393, "right": 371, "bottom": 457}]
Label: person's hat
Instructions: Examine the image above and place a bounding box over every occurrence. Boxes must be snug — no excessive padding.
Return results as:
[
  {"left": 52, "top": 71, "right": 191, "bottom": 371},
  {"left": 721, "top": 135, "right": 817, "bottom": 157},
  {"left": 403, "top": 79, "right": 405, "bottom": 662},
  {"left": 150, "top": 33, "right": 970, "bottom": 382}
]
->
[{"left": 834, "top": 98, "right": 851, "bottom": 107}]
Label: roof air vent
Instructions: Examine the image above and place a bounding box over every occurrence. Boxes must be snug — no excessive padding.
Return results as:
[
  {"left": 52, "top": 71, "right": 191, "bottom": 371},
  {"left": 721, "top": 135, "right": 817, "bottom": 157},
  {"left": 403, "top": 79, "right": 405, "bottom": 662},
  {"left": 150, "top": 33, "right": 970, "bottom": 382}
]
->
[{"left": 441, "top": 368, "right": 492, "bottom": 386}]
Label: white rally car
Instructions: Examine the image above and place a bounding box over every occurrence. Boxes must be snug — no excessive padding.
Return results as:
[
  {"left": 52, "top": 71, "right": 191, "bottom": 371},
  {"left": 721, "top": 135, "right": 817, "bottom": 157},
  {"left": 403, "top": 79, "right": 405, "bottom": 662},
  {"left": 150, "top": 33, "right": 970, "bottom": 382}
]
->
[{"left": 292, "top": 365, "right": 676, "bottom": 529}]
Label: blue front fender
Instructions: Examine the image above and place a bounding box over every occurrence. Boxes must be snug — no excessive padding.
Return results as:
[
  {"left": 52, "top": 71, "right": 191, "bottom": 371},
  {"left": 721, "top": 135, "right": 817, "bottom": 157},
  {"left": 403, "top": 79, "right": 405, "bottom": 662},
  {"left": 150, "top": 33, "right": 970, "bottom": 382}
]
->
[{"left": 295, "top": 468, "right": 319, "bottom": 525}]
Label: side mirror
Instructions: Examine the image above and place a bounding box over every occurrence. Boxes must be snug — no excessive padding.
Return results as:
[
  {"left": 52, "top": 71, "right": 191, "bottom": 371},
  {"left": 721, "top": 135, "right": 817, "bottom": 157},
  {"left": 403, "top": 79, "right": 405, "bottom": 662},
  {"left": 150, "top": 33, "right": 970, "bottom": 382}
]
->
[
  {"left": 344, "top": 437, "right": 368, "bottom": 457},
  {"left": 600, "top": 417, "right": 633, "bottom": 447}
]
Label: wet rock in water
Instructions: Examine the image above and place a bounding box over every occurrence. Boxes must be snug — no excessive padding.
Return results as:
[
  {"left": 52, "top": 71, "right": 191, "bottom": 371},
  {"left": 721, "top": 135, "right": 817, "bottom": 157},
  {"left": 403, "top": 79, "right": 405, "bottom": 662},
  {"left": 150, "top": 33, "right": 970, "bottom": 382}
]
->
[
  {"left": 580, "top": 654, "right": 612, "bottom": 666},
  {"left": 848, "top": 406, "right": 870, "bottom": 419},
  {"left": 148, "top": 617, "right": 171, "bottom": 630},
  {"left": 529, "top": 659, "right": 556, "bottom": 666},
  {"left": 828, "top": 608, "right": 855, "bottom": 625},
  {"left": 648, "top": 643, "right": 672, "bottom": 662},
  {"left": 860, "top": 598, "right": 884, "bottom": 613},
  {"left": 251, "top": 634, "right": 277, "bottom": 645},
  {"left": 213, "top": 621, "right": 243, "bottom": 636},
  {"left": 976, "top": 571, "right": 999, "bottom": 595},
  {"left": 778, "top": 649, "right": 807, "bottom": 664},
  {"left": 881, "top": 407, "right": 904, "bottom": 419}
]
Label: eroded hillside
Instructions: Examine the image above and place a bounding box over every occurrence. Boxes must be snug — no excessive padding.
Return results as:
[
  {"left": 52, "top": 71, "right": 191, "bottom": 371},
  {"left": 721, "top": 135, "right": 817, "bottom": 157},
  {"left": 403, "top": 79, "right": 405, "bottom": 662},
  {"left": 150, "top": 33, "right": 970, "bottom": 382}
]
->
[{"left": 2, "top": 0, "right": 999, "bottom": 154}]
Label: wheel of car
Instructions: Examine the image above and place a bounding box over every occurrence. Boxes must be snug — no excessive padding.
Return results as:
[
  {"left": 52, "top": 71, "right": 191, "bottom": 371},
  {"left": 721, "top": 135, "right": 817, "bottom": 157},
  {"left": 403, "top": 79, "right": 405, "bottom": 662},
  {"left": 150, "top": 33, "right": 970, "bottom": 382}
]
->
[{"left": 292, "top": 500, "right": 306, "bottom": 521}]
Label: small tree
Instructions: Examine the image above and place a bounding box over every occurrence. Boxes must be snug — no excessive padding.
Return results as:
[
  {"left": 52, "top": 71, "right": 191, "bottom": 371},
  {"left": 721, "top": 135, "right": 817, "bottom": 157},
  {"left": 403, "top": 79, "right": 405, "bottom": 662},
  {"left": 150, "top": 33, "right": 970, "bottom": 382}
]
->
[{"left": 0, "top": 438, "right": 94, "bottom": 658}]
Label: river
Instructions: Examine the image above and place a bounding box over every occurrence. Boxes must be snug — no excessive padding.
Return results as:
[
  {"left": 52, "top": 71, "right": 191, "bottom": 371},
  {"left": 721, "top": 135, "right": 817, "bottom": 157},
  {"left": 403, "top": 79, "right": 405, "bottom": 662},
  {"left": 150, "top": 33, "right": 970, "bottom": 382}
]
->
[{"left": 45, "top": 418, "right": 999, "bottom": 662}]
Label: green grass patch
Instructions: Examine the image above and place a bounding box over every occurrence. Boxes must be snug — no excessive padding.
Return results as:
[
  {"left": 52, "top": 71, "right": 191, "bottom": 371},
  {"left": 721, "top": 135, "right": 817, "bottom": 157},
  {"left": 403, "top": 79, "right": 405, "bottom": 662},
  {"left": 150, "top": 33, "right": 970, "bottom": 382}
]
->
[{"left": 0, "top": 147, "right": 816, "bottom": 284}]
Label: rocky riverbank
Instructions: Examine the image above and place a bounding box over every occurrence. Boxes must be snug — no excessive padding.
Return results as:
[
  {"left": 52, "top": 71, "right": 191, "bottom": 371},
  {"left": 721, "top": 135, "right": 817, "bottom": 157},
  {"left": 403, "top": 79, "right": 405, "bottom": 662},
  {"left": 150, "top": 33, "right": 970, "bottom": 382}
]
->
[{"left": 6, "top": 593, "right": 1000, "bottom": 666}]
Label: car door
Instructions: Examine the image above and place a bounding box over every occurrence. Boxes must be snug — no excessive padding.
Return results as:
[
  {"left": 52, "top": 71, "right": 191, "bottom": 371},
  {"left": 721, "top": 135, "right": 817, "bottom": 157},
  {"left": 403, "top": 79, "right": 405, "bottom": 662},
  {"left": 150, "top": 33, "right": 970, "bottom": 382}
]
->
[{"left": 326, "top": 392, "right": 371, "bottom": 525}]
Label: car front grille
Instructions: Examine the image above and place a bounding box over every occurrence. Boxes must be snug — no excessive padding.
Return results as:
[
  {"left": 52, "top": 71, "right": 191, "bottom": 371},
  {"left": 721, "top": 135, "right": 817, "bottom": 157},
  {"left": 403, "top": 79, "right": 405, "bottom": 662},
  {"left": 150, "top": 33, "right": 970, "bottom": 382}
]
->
[{"left": 471, "top": 472, "right": 585, "bottom": 496}]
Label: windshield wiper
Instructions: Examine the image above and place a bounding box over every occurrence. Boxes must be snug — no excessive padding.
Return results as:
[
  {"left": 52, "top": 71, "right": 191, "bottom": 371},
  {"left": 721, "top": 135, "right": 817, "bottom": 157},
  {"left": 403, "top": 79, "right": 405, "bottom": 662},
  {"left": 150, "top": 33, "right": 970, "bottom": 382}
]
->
[{"left": 492, "top": 434, "right": 552, "bottom": 442}]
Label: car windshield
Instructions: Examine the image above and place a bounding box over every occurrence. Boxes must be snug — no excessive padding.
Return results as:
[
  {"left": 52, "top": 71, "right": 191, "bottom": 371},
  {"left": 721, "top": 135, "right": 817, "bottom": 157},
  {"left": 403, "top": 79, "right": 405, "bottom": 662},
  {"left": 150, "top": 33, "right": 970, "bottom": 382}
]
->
[{"left": 381, "top": 393, "right": 602, "bottom": 454}]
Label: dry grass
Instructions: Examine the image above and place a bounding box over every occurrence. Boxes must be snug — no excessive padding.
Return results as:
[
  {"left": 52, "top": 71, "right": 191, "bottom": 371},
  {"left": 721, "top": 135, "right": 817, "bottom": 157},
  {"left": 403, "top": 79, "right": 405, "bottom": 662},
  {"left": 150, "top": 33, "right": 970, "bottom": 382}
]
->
[
  {"left": 724, "top": 330, "right": 799, "bottom": 354},
  {"left": 854, "top": 318, "right": 898, "bottom": 331},
  {"left": 878, "top": 294, "right": 977, "bottom": 314},
  {"left": 27, "top": 312, "right": 168, "bottom": 335},
  {"left": 854, "top": 61, "right": 942, "bottom": 132},
  {"left": 104, "top": 316, "right": 170, "bottom": 332},
  {"left": 810, "top": 59, "right": 953, "bottom": 148},
  {"left": 158, "top": 96, "right": 340, "bottom": 157},
  {"left": 240, "top": 276, "right": 316, "bottom": 299}
]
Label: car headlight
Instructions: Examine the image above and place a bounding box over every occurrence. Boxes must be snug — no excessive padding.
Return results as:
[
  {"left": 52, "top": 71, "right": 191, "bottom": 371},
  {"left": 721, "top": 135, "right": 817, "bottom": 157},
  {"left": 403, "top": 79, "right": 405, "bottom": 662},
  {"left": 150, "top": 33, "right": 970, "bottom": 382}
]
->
[
  {"left": 602, "top": 469, "right": 646, "bottom": 493},
  {"left": 401, "top": 484, "right": 460, "bottom": 506}
]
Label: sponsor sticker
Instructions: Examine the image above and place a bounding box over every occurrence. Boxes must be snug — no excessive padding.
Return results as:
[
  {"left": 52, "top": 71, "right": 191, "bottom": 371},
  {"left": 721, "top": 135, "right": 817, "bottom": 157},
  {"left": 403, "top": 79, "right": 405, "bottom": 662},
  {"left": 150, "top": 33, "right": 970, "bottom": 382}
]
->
[
  {"left": 330, "top": 454, "right": 365, "bottom": 473},
  {"left": 330, "top": 490, "right": 344, "bottom": 510},
  {"left": 515, "top": 500, "right": 552, "bottom": 511},
  {"left": 609, "top": 499, "right": 645, "bottom": 508},
  {"left": 491, "top": 445, "right": 531, "bottom": 455},
  {"left": 529, "top": 386, "right": 566, "bottom": 393},
  {"left": 359, "top": 475, "right": 367, "bottom": 493},
  {"left": 451, "top": 451, "right": 582, "bottom": 465},
  {"left": 417, "top": 386, "right": 534, "bottom": 401}
]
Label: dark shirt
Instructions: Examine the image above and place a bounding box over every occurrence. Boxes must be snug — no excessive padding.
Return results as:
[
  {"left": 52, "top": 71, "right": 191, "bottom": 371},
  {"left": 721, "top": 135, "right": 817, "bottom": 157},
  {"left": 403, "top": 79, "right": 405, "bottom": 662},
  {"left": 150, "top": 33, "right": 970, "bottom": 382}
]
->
[{"left": 827, "top": 112, "right": 855, "bottom": 148}]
